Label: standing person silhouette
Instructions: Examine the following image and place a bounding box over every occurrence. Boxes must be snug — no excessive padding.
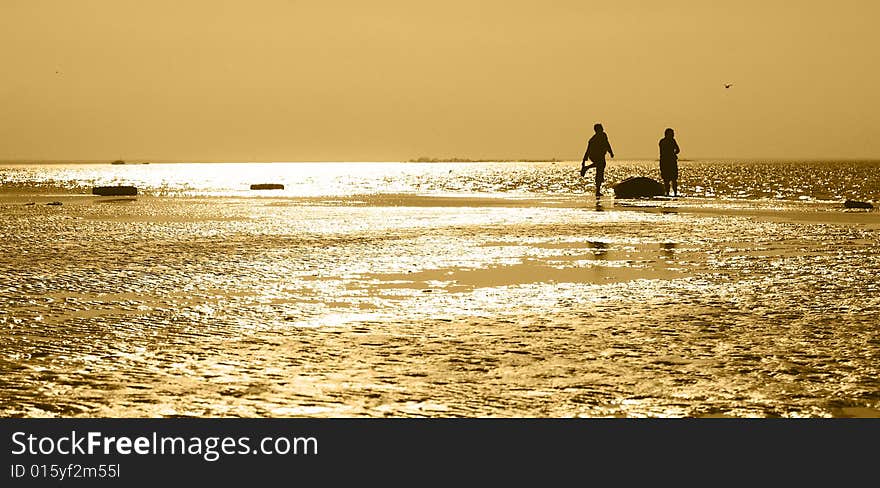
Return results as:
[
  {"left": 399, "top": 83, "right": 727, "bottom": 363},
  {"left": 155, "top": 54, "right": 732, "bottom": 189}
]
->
[
  {"left": 580, "top": 123, "right": 614, "bottom": 197},
  {"left": 659, "top": 128, "right": 680, "bottom": 197}
]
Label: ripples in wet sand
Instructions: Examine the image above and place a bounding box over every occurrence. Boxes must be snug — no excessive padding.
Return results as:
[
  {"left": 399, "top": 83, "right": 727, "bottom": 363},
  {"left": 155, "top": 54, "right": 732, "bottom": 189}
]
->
[{"left": 1, "top": 194, "right": 878, "bottom": 417}]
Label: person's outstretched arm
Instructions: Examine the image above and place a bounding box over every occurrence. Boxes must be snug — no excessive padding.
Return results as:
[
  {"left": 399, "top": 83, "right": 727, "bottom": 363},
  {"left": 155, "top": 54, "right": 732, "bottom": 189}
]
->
[{"left": 607, "top": 137, "right": 614, "bottom": 158}]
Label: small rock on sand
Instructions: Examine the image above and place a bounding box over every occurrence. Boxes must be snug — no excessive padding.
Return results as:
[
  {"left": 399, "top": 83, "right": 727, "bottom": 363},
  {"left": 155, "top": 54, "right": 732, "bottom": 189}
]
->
[
  {"left": 844, "top": 199, "right": 873, "bottom": 209},
  {"left": 613, "top": 176, "right": 665, "bottom": 199}
]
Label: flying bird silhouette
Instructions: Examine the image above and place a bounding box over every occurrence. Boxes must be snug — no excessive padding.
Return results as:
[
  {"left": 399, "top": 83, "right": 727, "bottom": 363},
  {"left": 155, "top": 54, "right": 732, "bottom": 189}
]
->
[{"left": 724, "top": 83, "right": 733, "bottom": 89}]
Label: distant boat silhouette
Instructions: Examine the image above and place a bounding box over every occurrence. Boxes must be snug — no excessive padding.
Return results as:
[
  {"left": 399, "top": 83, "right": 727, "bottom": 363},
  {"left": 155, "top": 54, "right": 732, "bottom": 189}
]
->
[{"left": 111, "top": 160, "right": 126, "bottom": 165}]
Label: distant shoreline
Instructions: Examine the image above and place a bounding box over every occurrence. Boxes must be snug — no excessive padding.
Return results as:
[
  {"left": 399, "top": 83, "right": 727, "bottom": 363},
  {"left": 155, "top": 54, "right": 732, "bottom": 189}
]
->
[
  {"left": 0, "top": 158, "right": 569, "bottom": 164},
  {"left": 1, "top": 158, "right": 879, "bottom": 164},
  {"left": 408, "top": 157, "right": 564, "bottom": 163}
]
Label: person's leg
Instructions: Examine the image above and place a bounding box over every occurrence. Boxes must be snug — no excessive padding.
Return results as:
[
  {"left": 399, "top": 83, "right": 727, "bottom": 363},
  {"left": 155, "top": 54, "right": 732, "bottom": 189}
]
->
[
  {"left": 581, "top": 161, "right": 596, "bottom": 177},
  {"left": 595, "top": 164, "right": 604, "bottom": 197},
  {"left": 660, "top": 162, "right": 669, "bottom": 196},
  {"left": 672, "top": 165, "right": 680, "bottom": 196}
]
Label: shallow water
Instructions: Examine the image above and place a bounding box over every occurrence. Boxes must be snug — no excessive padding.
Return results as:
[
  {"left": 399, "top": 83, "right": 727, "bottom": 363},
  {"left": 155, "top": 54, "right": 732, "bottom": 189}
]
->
[
  {"left": 1, "top": 161, "right": 879, "bottom": 417},
  {"left": 1, "top": 159, "right": 879, "bottom": 202}
]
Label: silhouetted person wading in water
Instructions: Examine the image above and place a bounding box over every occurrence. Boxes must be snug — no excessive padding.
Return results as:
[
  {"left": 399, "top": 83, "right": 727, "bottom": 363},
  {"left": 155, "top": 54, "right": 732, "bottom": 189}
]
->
[
  {"left": 659, "top": 128, "right": 680, "bottom": 196},
  {"left": 580, "top": 123, "right": 614, "bottom": 197}
]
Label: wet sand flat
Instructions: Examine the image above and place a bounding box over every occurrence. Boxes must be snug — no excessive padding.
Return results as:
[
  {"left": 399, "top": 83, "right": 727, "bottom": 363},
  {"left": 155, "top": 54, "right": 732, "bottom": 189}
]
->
[{"left": 1, "top": 192, "right": 878, "bottom": 417}]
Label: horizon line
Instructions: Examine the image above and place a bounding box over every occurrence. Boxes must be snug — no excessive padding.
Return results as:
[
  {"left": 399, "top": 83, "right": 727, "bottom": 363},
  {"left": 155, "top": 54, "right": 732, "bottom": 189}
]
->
[{"left": 2, "top": 157, "right": 880, "bottom": 164}]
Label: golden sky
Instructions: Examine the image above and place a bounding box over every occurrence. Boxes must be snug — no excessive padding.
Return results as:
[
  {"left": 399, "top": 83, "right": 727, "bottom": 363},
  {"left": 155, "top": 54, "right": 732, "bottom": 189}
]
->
[{"left": 1, "top": 0, "right": 878, "bottom": 161}]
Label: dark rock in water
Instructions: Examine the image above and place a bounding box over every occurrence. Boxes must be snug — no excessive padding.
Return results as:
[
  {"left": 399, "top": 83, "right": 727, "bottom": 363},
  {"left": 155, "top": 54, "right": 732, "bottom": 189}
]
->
[
  {"left": 250, "top": 183, "right": 285, "bottom": 190},
  {"left": 93, "top": 185, "right": 138, "bottom": 196},
  {"left": 46, "top": 201, "right": 62, "bottom": 206},
  {"left": 844, "top": 199, "right": 873, "bottom": 209},
  {"left": 613, "top": 177, "right": 665, "bottom": 199}
]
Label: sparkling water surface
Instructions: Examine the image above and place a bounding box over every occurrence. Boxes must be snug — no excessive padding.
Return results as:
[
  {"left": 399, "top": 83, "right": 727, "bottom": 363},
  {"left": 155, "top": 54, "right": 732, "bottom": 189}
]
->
[
  {"left": 1, "top": 159, "right": 879, "bottom": 201},
  {"left": 1, "top": 161, "right": 878, "bottom": 417}
]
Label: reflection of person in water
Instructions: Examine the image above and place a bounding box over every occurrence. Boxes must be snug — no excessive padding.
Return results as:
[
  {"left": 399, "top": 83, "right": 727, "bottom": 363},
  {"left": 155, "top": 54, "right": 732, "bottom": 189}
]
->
[
  {"left": 580, "top": 123, "right": 614, "bottom": 197},
  {"left": 659, "top": 128, "right": 680, "bottom": 197}
]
